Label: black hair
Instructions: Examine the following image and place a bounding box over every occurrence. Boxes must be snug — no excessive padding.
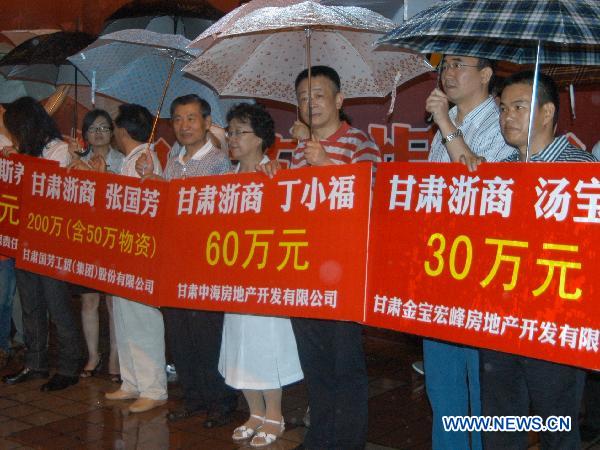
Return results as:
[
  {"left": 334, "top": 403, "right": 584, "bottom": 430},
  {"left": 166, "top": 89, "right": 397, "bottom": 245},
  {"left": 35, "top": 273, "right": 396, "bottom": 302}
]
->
[
  {"left": 170, "top": 94, "right": 211, "bottom": 118},
  {"left": 294, "top": 65, "right": 352, "bottom": 125},
  {"left": 82, "top": 109, "right": 113, "bottom": 143},
  {"left": 226, "top": 103, "right": 275, "bottom": 151},
  {"left": 501, "top": 70, "right": 560, "bottom": 126},
  {"left": 3, "top": 96, "right": 62, "bottom": 157},
  {"left": 114, "top": 104, "right": 153, "bottom": 143}
]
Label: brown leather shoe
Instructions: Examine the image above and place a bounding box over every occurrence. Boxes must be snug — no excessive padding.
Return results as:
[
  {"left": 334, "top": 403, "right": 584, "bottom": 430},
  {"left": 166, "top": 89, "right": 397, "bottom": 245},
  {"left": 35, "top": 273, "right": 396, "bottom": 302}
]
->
[
  {"left": 105, "top": 389, "right": 138, "bottom": 401},
  {"left": 128, "top": 397, "right": 166, "bottom": 413}
]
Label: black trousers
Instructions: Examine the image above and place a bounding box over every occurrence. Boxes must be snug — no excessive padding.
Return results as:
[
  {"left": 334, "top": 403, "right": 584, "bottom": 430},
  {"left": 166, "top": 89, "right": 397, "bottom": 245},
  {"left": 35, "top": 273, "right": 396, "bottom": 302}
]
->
[
  {"left": 480, "top": 349, "right": 585, "bottom": 450},
  {"left": 291, "top": 318, "right": 368, "bottom": 450},
  {"left": 582, "top": 371, "right": 600, "bottom": 429},
  {"left": 163, "top": 308, "right": 236, "bottom": 411},
  {"left": 15, "top": 269, "right": 82, "bottom": 376}
]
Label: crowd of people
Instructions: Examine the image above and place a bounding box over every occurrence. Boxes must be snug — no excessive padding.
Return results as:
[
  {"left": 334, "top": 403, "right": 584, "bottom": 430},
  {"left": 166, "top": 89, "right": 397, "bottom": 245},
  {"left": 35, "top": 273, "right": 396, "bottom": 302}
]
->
[{"left": 0, "top": 57, "right": 598, "bottom": 450}]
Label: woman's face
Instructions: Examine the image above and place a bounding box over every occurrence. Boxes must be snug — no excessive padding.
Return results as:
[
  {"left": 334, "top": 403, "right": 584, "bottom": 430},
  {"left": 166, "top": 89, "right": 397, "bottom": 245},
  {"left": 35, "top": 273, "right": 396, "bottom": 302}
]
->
[
  {"left": 85, "top": 116, "right": 112, "bottom": 148},
  {"left": 227, "top": 117, "right": 263, "bottom": 162}
]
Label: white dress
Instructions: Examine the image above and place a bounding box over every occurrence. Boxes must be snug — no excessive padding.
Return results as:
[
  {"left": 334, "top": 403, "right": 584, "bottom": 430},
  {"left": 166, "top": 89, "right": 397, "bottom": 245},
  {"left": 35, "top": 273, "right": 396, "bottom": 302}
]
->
[{"left": 218, "top": 156, "right": 303, "bottom": 390}]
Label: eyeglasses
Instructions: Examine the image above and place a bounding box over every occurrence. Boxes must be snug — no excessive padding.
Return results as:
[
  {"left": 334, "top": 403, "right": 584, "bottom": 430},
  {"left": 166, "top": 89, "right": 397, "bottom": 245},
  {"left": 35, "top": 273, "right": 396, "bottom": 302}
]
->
[
  {"left": 440, "top": 62, "right": 479, "bottom": 72},
  {"left": 225, "top": 130, "right": 254, "bottom": 138},
  {"left": 88, "top": 126, "right": 112, "bottom": 133}
]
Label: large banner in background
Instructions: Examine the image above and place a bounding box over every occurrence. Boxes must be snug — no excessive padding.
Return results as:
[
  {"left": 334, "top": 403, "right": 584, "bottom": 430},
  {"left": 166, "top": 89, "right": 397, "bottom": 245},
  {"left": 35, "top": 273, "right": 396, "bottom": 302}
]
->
[
  {"left": 367, "top": 162, "right": 600, "bottom": 370},
  {"left": 159, "top": 163, "right": 373, "bottom": 322},
  {"left": 16, "top": 164, "right": 169, "bottom": 305}
]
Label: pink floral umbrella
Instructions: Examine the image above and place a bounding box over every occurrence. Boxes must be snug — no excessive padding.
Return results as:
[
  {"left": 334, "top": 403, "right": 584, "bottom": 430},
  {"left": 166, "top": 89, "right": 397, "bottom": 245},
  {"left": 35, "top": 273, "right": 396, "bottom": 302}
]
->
[{"left": 183, "top": 0, "right": 430, "bottom": 111}]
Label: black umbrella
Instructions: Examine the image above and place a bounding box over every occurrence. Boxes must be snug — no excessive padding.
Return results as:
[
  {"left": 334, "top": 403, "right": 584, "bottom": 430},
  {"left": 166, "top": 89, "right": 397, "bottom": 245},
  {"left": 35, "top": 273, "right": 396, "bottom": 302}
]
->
[
  {"left": 0, "top": 31, "right": 96, "bottom": 130},
  {"left": 101, "top": 0, "right": 223, "bottom": 40}
]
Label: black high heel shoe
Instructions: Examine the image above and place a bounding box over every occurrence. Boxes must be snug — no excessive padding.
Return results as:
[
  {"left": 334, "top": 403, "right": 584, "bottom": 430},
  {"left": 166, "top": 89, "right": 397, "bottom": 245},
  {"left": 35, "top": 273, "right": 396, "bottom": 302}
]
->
[{"left": 80, "top": 354, "right": 103, "bottom": 378}]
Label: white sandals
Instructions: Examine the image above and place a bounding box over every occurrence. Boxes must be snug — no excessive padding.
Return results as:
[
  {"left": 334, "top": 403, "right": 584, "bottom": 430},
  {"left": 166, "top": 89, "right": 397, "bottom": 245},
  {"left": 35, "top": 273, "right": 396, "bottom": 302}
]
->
[
  {"left": 250, "top": 417, "right": 285, "bottom": 448},
  {"left": 232, "top": 414, "right": 265, "bottom": 441}
]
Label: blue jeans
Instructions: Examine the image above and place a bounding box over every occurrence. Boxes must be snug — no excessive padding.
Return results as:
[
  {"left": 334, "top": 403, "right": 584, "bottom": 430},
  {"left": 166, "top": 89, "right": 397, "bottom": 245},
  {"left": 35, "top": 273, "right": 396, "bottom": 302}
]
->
[
  {"left": 423, "top": 339, "right": 482, "bottom": 450},
  {"left": 0, "top": 259, "right": 16, "bottom": 352}
]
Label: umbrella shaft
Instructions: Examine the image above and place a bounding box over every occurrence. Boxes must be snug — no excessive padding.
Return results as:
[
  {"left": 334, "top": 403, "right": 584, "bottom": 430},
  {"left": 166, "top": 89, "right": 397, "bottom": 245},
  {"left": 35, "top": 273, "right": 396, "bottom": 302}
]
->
[{"left": 148, "top": 57, "right": 176, "bottom": 146}]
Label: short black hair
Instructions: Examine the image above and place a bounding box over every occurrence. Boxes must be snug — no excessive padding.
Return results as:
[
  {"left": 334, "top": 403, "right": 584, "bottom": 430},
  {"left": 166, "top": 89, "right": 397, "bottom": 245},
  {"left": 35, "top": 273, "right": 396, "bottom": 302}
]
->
[
  {"left": 226, "top": 103, "right": 275, "bottom": 151},
  {"left": 501, "top": 70, "right": 560, "bottom": 126},
  {"left": 82, "top": 109, "right": 113, "bottom": 143},
  {"left": 295, "top": 65, "right": 341, "bottom": 92},
  {"left": 3, "top": 96, "right": 62, "bottom": 157},
  {"left": 293, "top": 65, "right": 352, "bottom": 125},
  {"left": 114, "top": 104, "right": 153, "bottom": 143},
  {"left": 170, "top": 94, "right": 211, "bottom": 118}
]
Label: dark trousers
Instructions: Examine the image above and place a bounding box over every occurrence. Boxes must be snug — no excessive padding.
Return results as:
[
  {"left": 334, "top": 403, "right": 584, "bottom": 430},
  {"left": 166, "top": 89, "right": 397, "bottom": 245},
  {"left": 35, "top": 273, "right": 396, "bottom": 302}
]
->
[
  {"left": 291, "top": 318, "right": 368, "bottom": 450},
  {"left": 163, "top": 308, "right": 236, "bottom": 411},
  {"left": 15, "top": 269, "right": 82, "bottom": 376},
  {"left": 582, "top": 371, "right": 600, "bottom": 429},
  {"left": 480, "top": 349, "right": 585, "bottom": 450}
]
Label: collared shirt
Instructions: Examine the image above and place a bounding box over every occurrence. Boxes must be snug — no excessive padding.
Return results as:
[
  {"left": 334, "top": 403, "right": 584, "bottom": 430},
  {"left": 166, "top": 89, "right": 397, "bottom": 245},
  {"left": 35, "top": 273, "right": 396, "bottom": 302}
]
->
[
  {"left": 429, "top": 96, "right": 517, "bottom": 163},
  {"left": 120, "top": 143, "right": 162, "bottom": 178},
  {"left": 503, "top": 135, "right": 598, "bottom": 162},
  {"left": 82, "top": 147, "right": 124, "bottom": 174},
  {"left": 234, "top": 155, "right": 270, "bottom": 174},
  {"left": 291, "top": 121, "right": 381, "bottom": 169},
  {"left": 163, "top": 140, "right": 231, "bottom": 180},
  {"left": 42, "top": 139, "right": 71, "bottom": 168}
]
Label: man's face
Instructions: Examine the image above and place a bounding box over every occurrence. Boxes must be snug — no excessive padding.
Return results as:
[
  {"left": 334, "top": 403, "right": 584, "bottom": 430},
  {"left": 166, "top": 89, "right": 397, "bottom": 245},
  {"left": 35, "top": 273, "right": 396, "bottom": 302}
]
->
[
  {"left": 499, "top": 82, "right": 545, "bottom": 149},
  {"left": 296, "top": 75, "right": 343, "bottom": 130},
  {"left": 441, "top": 55, "right": 488, "bottom": 104},
  {"left": 172, "top": 102, "right": 211, "bottom": 149},
  {"left": 112, "top": 126, "right": 126, "bottom": 154}
]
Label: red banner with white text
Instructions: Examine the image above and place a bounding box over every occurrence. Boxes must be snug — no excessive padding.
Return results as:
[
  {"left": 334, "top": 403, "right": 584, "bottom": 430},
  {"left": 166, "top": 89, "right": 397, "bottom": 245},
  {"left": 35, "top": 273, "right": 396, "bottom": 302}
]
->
[
  {"left": 366, "top": 162, "right": 600, "bottom": 370},
  {"left": 158, "top": 163, "right": 372, "bottom": 322},
  {"left": 16, "top": 163, "right": 169, "bottom": 305}
]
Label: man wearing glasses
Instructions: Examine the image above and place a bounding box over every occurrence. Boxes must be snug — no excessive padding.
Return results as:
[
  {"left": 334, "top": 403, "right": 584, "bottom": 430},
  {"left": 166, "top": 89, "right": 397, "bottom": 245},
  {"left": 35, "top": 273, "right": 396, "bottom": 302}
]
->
[{"left": 423, "top": 54, "right": 517, "bottom": 450}]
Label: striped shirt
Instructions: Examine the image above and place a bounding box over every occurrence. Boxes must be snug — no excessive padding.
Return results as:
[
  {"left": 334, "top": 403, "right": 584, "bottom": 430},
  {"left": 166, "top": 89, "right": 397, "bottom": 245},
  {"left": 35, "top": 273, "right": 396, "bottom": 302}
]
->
[
  {"left": 429, "top": 96, "right": 517, "bottom": 163},
  {"left": 120, "top": 143, "right": 162, "bottom": 178},
  {"left": 164, "top": 141, "right": 232, "bottom": 180},
  {"left": 503, "top": 135, "right": 598, "bottom": 162},
  {"left": 291, "top": 122, "right": 381, "bottom": 169}
]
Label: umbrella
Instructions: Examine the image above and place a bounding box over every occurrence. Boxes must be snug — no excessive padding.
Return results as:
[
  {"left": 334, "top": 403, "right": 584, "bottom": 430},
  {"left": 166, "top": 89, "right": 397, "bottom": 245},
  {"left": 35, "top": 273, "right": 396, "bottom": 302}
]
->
[
  {"left": 184, "top": 1, "right": 430, "bottom": 109},
  {"left": 0, "top": 29, "right": 61, "bottom": 47},
  {"left": 101, "top": 0, "right": 223, "bottom": 40},
  {"left": 68, "top": 30, "right": 249, "bottom": 143},
  {"left": 377, "top": 0, "right": 600, "bottom": 159},
  {"left": 0, "top": 74, "right": 55, "bottom": 103}
]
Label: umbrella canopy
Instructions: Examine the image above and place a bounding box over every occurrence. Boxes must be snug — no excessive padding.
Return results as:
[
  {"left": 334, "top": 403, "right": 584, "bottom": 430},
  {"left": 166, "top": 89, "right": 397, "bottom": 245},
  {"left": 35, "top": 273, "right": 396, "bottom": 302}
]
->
[
  {"left": 101, "top": 0, "right": 223, "bottom": 40},
  {"left": 0, "top": 29, "right": 61, "bottom": 47},
  {"left": 0, "top": 74, "right": 55, "bottom": 103},
  {"left": 68, "top": 30, "right": 246, "bottom": 125},
  {"left": 377, "top": 0, "right": 600, "bottom": 66},
  {"left": 184, "top": 1, "right": 430, "bottom": 105},
  {"left": 0, "top": 31, "right": 95, "bottom": 85}
]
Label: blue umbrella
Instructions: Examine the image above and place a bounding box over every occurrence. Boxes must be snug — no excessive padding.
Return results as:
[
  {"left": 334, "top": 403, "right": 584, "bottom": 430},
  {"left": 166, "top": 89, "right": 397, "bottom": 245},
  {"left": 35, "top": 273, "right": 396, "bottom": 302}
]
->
[{"left": 68, "top": 30, "right": 248, "bottom": 145}]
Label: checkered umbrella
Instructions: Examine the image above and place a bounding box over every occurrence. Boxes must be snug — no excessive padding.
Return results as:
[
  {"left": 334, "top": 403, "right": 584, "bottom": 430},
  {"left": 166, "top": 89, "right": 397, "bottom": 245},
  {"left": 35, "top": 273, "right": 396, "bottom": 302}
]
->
[{"left": 377, "top": 0, "right": 600, "bottom": 66}]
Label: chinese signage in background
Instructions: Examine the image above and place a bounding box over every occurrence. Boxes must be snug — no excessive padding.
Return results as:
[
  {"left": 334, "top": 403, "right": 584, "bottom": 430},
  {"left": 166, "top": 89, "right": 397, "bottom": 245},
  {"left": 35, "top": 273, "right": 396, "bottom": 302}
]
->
[
  {"left": 0, "top": 155, "right": 55, "bottom": 258},
  {"left": 159, "top": 163, "right": 373, "bottom": 322},
  {"left": 367, "top": 162, "right": 600, "bottom": 370},
  {"left": 16, "top": 163, "right": 169, "bottom": 305}
]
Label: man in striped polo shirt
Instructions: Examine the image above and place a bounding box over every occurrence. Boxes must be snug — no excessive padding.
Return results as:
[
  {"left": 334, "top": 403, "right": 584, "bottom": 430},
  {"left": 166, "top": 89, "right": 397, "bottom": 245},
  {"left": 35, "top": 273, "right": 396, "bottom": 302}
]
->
[
  {"left": 424, "top": 55, "right": 517, "bottom": 450},
  {"left": 480, "top": 71, "right": 595, "bottom": 450},
  {"left": 259, "top": 65, "right": 381, "bottom": 450}
]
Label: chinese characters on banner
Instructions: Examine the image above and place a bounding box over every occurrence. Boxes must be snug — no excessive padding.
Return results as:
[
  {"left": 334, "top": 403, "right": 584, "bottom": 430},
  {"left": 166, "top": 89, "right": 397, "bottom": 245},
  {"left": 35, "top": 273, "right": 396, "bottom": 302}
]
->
[
  {"left": 0, "top": 155, "right": 50, "bottom": 257},
  {"left": 158, "top": 163, "right": 373, "bottom": 322},
  {"left": 16, "top": 163, "right": 169, "bottom": 305},
  {"left": 367, "top": 162, "right": 600, "bottom": 370}
]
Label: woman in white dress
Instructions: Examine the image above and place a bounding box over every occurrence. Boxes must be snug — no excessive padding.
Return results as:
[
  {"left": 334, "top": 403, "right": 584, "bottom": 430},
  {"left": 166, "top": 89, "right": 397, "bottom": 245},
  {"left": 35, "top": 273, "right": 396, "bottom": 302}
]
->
[
  {"left": 219, "top": 103, "right": 303, "bottom": 448},
  {"left": 68, "top": 110, "right": 122, "bottom": 382}
]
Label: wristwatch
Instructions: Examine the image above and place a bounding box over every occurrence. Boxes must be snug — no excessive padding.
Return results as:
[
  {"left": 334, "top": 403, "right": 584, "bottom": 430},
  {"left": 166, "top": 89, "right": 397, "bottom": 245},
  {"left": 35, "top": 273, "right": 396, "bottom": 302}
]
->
[{"left": 441, "top": 128, "right": 463, "bottom": 145}]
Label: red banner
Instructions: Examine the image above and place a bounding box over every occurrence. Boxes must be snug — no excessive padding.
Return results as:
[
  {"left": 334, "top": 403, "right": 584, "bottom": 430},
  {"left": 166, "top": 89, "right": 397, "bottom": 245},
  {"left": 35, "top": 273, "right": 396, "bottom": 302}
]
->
[
  {"left": 16, "top": 163, "right": 169, "bottom": 305},
  {"left": 367, "top": 162, "right": 600, "bottom": 370},
  {"left": 159, "top": 163, "right": 372, "bottom": 322},
  {"left": 0, "top": 155, "right": 57, "bottom": 258}
]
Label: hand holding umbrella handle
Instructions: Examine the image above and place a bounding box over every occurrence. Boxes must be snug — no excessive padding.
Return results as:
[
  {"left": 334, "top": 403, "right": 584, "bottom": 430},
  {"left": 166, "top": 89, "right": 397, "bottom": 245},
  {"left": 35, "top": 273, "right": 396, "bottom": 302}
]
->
[{"left": 135, "top": 150, "right": 155, "bottom": 177}]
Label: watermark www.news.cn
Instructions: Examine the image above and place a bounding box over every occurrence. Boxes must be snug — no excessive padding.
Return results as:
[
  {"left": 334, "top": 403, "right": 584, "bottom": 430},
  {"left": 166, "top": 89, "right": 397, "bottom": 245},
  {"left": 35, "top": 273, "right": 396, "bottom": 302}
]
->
[{"left": 442, "top": 416, "right": 571, "bottom": 433}]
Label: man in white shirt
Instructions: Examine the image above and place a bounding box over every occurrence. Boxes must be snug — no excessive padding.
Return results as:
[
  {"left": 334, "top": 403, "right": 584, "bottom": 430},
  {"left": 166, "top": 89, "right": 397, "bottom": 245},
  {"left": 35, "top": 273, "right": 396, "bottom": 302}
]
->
[{"left": 103, "top": 104, "right": 167, "bottom": 414}]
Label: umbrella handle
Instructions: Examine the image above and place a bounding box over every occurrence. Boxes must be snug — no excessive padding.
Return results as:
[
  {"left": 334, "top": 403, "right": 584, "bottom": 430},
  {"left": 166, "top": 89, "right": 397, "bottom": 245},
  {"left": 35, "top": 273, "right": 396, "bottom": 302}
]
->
[
  {"left": 305, "top": 27, "right": 313, "bottom": 140},
  {"left": 147, "top": 57, "right": 176, "bottom": 147}
]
